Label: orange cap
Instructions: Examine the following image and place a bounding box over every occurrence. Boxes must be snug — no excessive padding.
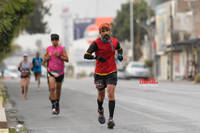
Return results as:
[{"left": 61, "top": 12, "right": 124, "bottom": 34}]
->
[{"left": 98, "top": 23, "right": 111, "bottom": 32}]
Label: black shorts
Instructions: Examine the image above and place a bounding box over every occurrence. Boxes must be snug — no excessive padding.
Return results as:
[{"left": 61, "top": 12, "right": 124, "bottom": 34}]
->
[
  {"left": 34, "top": 72, "right": 41, "bottom": 76},
  {"left": 94, "top": 72, "right": 117, "bottom": 90},
  {"left": 48, "top": 72, "right": 64, "bottom": 83}
]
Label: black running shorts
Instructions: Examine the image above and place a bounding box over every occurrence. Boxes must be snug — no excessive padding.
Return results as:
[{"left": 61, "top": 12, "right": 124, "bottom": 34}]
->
[
  {"left": 94, "top": 72, "right": 118, "bottom": 90},
  {"left": 34, "top": 72, "right": 41, "bottom": 77}
]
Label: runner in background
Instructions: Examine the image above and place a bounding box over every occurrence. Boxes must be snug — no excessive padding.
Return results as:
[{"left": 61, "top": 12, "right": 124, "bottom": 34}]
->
[
  {"left": 18, "top": 54, "right": 32, "bottom": 100},
  {"left": 32, "top": 52, "right": 43, "bottom": 89}
]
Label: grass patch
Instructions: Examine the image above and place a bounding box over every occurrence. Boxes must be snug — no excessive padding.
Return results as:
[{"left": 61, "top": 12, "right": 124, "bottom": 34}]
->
[
  {"left": 9, "top": 125, "right": 28, "bottom": 133},
  {"left": 0, "top": 88, "right": 8, "bottom": 104}
]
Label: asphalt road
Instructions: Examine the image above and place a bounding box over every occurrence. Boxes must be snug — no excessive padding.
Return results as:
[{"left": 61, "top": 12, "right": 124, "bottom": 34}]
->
[{"left": 3, "top": 77, "right": 200, "bottom": 133}]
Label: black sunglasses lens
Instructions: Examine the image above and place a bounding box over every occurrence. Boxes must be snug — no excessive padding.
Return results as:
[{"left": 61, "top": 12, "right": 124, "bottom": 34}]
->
[
  {"left": 101, "top": 27, "right": 109, "bottom": 32},
  {"left": 51, "top": 38, "right": 58, "bottom": 41}
]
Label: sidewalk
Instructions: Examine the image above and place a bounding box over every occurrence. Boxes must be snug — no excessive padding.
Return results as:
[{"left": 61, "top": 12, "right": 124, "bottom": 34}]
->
[
  {"left": 158, "top": 79, "right": 198, "bottom": 85},
  {"left": 0, "top": 80, "right": 8, "bottom": 133}
]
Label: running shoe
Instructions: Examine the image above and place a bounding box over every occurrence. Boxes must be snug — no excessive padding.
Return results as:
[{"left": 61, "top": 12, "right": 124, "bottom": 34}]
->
[
  {"left": 52, "top": 104, "right": 57, "bottom": 115},
  {"left": 107, "top": 119, "right": 115, "bottom": 129},
  {"left": 98, "top": 109, "right": 105, "bottom": 124},
  {"left": 52, "top": 108, "right": 57, "bottom": 115},
  {"left": 56, "top": 103, "right": 60, "bottom": 115}
]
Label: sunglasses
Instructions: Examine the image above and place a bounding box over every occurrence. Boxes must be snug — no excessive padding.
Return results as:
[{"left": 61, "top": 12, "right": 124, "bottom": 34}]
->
[
  {"left": 101, "top": 27, "right": 110, "bottom": 32},
  {"left": 51, "top": 38, "right": 59, "bottom": 41}
]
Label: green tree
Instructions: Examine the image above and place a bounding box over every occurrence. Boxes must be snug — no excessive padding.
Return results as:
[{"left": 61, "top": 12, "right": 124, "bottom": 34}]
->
[
  {"left": 0, "top": 0, "right": 34, "bottom": 62},
  {"left": 112, "top": 0, "right": 154, "bottom": 60},
  {"left": 25, "top": 0, "right": 51, "bottom": 34}
]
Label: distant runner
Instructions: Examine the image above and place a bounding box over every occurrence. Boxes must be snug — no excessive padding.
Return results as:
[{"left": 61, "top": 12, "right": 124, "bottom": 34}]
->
[
  {"left": 32, "top": 52, "right": 43, "bottom": 89},
  {"left": 18, "top": 54, "right": 32, "bottom": 100}
]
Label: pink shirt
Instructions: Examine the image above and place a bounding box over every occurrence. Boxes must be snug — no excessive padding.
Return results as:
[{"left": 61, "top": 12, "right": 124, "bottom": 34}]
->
[{"left": 47, "top": 45, "right": 64, "bottom": 75}]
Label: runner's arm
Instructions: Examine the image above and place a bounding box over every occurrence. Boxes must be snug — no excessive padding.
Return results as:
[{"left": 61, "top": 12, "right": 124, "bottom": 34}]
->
[
  {"left": 116, "top": 41, "right": 123, "bottom": 55},
  {"left": 18, "top": 62, "right": 22, "bottom": 71},
  {"left": 30, "top": 62, "right": 33, "bottom": 71},
  {"left": 32, "top": 58, "right": 35, "bottom": 67},
  {"left": 84, "top": 42, "right": 98, "bottom": 60},
  {"left": 60, "top": 48, "right": 69, "bottom": 62},
  {"left": 42, "top": 50, "right": 49, "bottom": 68},
  {"left": 116, "top": 41, "right": 123, "bottom": 61},
  {"left": 31, "top": 59, "right": 34, "bottom": 71}
]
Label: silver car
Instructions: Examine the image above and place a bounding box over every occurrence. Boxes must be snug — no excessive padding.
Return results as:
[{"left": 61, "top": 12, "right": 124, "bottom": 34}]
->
[{"left": 124, "top": 61, "right": 150, "bottom": 79}]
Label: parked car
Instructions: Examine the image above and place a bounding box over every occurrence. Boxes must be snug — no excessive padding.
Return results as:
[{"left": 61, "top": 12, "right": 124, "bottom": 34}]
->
[
  {"left": 124, "top": 61, "right": 150, "bottom": 79},
  {"left": 117, "top": 67, "right": 126, "bottom": 79},
  {"left": 4, "top": 65, "right": 19, "bottom": 79}
]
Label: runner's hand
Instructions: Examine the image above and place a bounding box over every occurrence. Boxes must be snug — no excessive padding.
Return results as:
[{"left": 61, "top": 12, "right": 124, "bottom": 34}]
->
[
  {"left": 18, "top": 67, "right": 21, "bottom": 72},
  {"left": 117, "top": 55, "right": 123, "bottom": 62},
  {"left": 95, "top": 56, "right": 106, "bottom": 62},
  {"left": 54, "top": 51, "right": 60, "bottom": 57}
]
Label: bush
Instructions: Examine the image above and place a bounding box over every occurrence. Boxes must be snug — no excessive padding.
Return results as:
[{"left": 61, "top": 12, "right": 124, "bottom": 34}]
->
[
  {"left": 145, "top": 59, "right": 153, "bottom": 68},
  {"left": 194, "top": 74, "right": 200, "bottom": 83}
]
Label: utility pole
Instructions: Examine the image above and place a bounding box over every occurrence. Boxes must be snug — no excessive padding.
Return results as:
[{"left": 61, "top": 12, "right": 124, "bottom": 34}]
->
[
  {"left": 170, "top": 2, "right": 174, "bottom": 82},
  {"left": 130, "top": 0, "right": 134, "bottom": 61}
]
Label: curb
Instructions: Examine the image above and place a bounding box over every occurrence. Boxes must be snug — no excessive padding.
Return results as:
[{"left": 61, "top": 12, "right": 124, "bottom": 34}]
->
[{"left": 0, "top": 81, "right": 8, "bottom": 133}]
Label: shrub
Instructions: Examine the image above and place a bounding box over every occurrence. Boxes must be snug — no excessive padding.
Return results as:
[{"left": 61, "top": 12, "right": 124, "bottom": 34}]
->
[{"left": 194, "top": 74, "right": 200, "bottom": 83}]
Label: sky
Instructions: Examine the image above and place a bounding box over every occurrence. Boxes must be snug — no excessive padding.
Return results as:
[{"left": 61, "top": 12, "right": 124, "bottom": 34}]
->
[
  {"left": 16, "top": 0, "right": 169, "bottom": 51},
  {"left": 16, "top": 0, "right": 127, "bottom": 50},
  {"left": 47, "top": 0, "right": 127, "bottom": 35}
]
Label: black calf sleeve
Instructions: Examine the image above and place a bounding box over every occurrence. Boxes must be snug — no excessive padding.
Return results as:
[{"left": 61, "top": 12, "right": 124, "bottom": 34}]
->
[
  {"left": 97, "top": 99, "right": 104, "bottom": 110},
  {"left": 51, "top": 100, "right": 56, "bottom": 104},
  {"left": 56, "top": 99, "right": 60, "bottom": 103},
  {"left": 109, "top": 100, "right": 115, "bottom": 119}
]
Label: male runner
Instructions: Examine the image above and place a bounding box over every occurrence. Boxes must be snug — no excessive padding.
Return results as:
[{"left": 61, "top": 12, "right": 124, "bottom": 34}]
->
[
  {"left": 42, "top": 34, "right": 69, "bottom": 115},
  {"left": 32, "top": 52, "right": 43, "bottom": 88},
  {"left": 84, "top": 23, "right": 123, "bottom": 129}
]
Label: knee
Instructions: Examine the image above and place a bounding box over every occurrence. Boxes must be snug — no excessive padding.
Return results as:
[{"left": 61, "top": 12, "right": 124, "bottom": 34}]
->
[
  {"left": 107, "top": 88, "right": 115, "bottom": 100},
  {"left": 98, "top": 93, "right": 105, "bottom": 101},
  {"left": 98, "top": 91, "right": 105, "bottom": 101},
  {"left": 108, "top": 93, "right": 114, "bottom": 100}
]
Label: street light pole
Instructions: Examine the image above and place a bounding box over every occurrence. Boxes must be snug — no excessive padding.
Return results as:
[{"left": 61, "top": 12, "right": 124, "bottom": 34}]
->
[{"left": 130, "top": 0, "right": 134, "bottom": 61}]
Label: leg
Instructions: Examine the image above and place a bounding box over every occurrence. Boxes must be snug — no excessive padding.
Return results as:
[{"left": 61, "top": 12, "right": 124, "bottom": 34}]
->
[
  {"left": 34, "top": 73, "right": 37, "bottom": 81},
  {"left": 37, "top": 73, "right": 41, "bottom": 88},
  {"left": 55, "top": 74, "right": 64, "bottom": 100},
  {"left": 95, "top": 76, "right": 106, "bottom": 124},
  {"left": 55, "top": 82, "right": 62, "bottom": 114},
  {"left": 106, "top": 72, "right": 117, "bottom": 129},
  {"left": 54, "top": 74, "right": 64, "bottom": 114},
  {"left": 48, "top": 76, "right": 56, "bottom": 101},
  {"left": 107, "top": 84, "right": 116, "bottom": 129},
  {"left": 97, "top": 89, "right": 105, "bottom": 111},
  {"left": 55, "top": 82, "right": 62, "bottom": 100},
  {"left": 20, "top": 78, "right": 25, "bottom": 95},
  {"left": 48, "top": 76, "right": 57, "bottom": 114},
  {"left": 107, "top": 84, "right": 116, "bottom": 119},
  {"left": 24, "top": 77, "right": 30, "bottom": 100}
]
